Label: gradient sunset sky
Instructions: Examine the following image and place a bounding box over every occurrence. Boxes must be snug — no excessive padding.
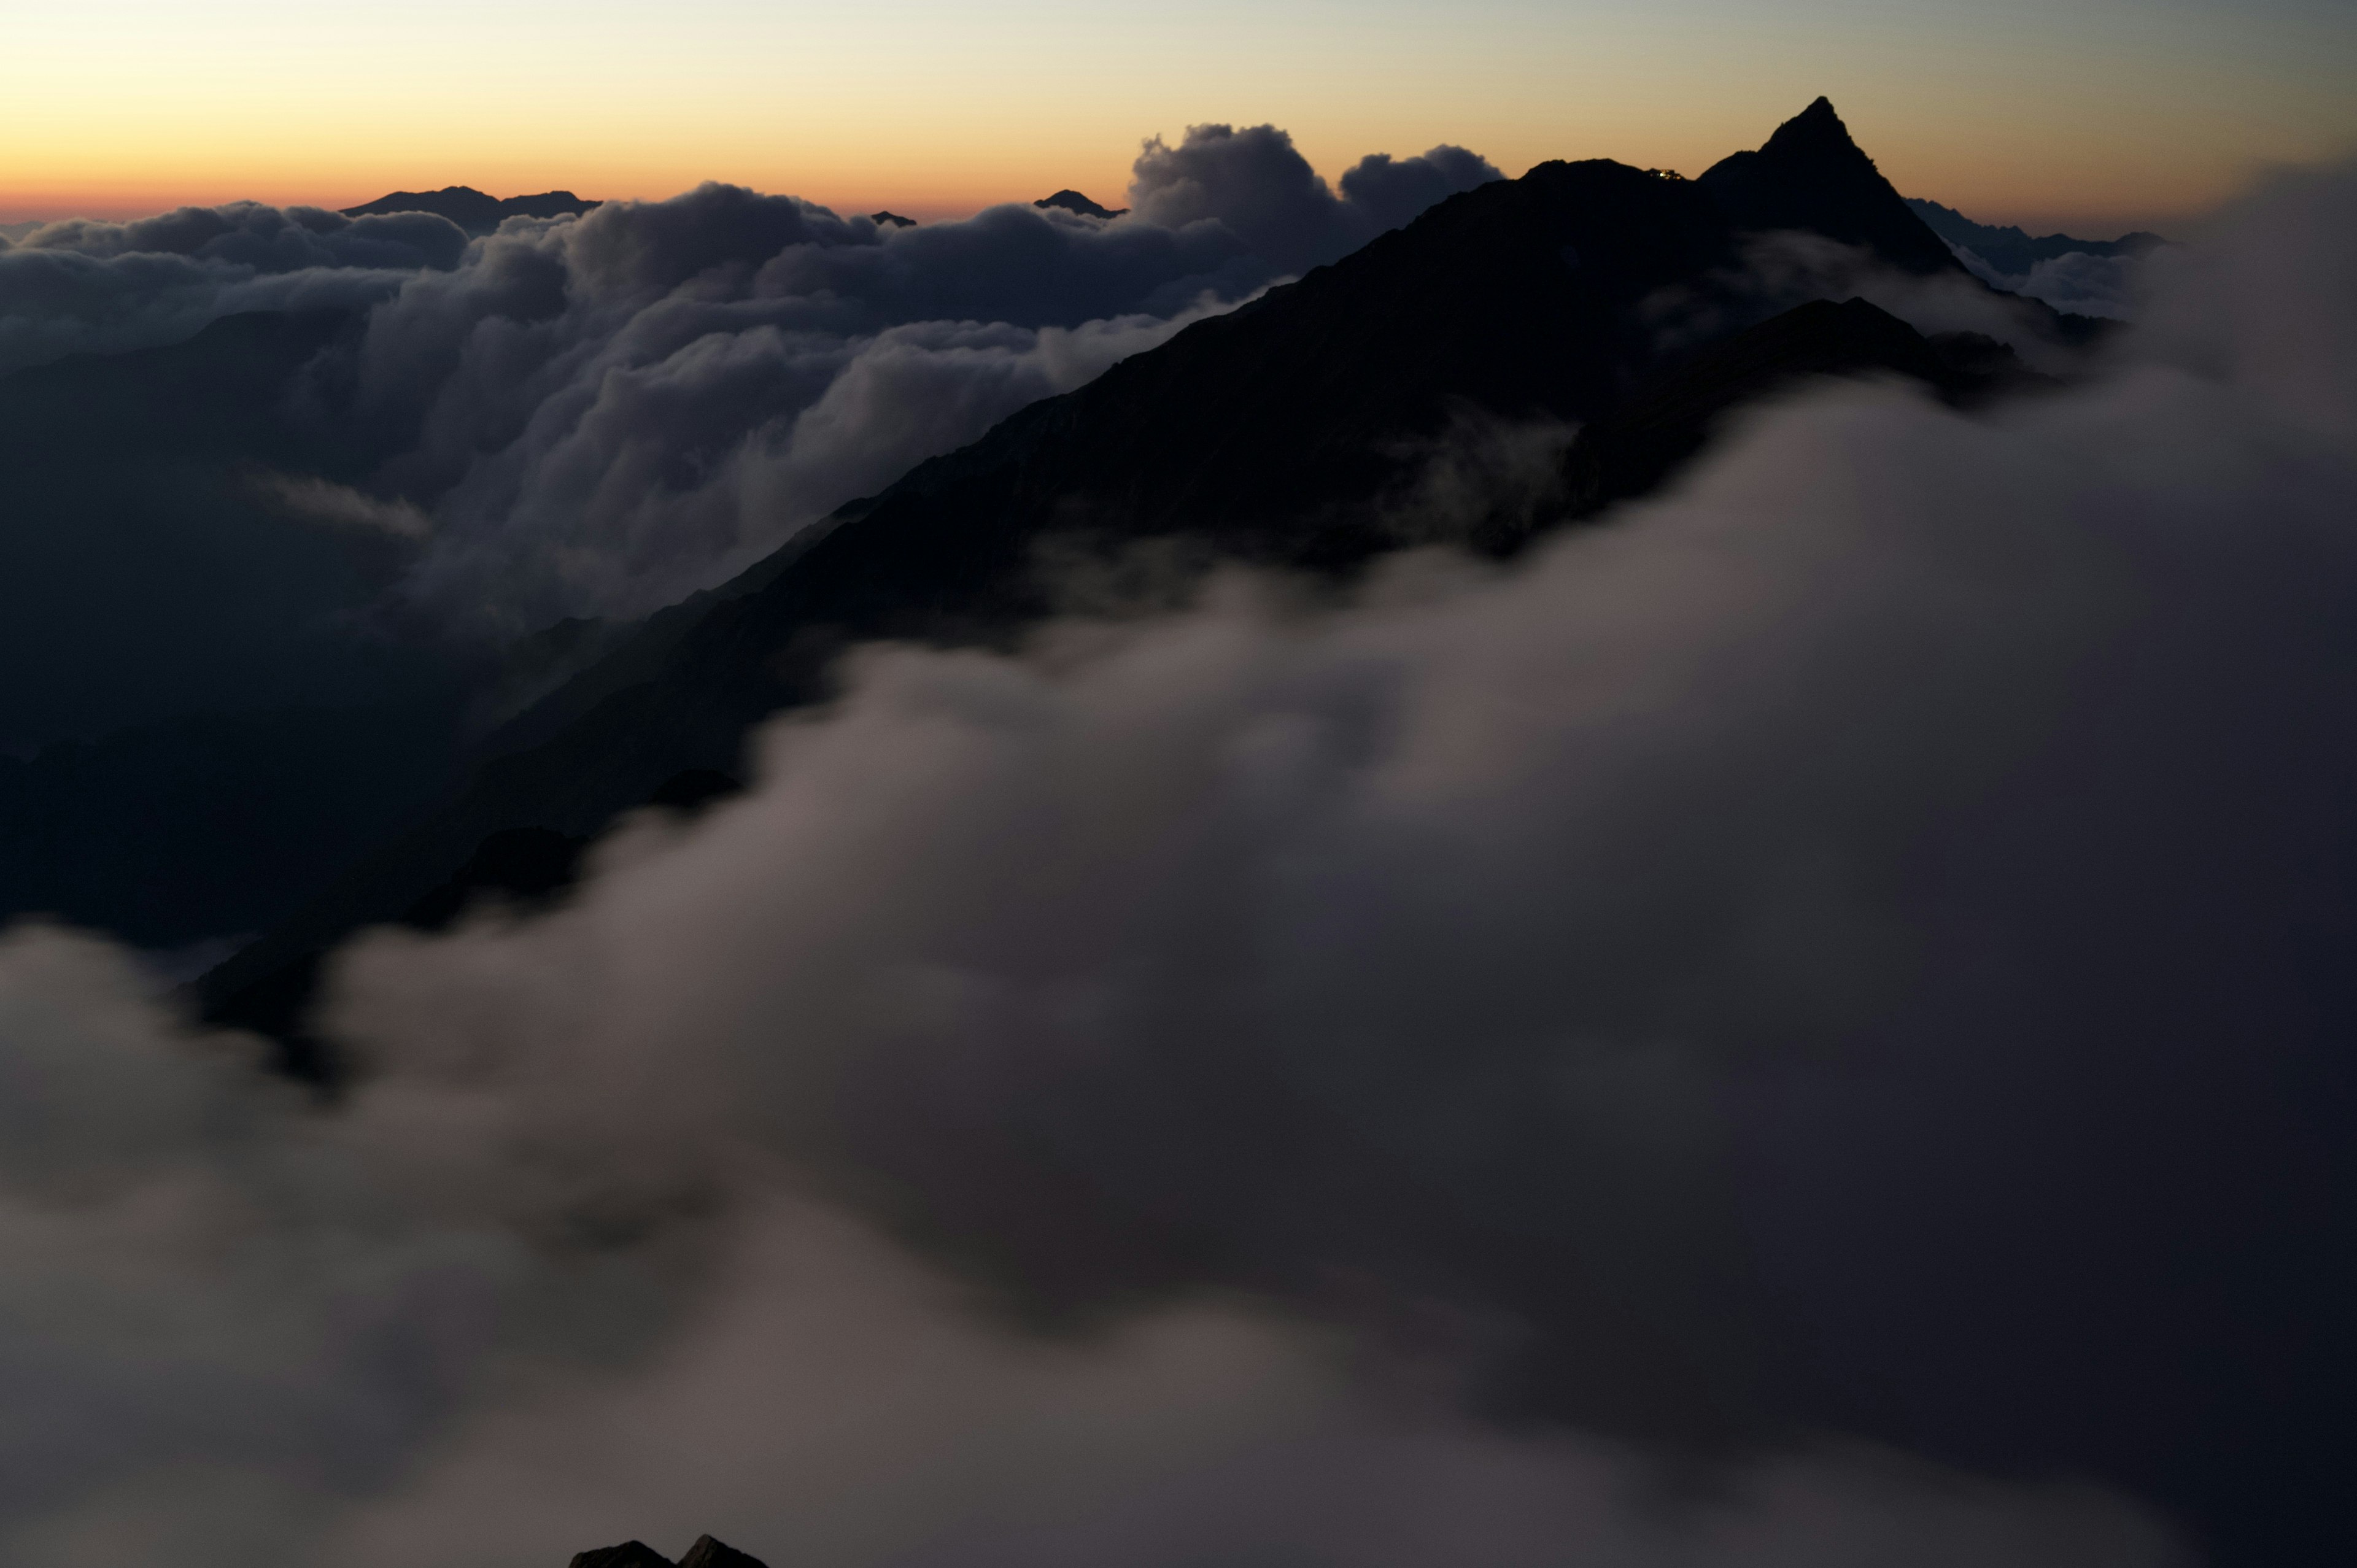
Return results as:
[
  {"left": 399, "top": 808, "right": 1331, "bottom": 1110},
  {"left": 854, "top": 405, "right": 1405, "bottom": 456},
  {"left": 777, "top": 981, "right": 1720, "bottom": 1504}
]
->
[{"left": 7, "top": 0, "right": 2353, "bottom": 233}]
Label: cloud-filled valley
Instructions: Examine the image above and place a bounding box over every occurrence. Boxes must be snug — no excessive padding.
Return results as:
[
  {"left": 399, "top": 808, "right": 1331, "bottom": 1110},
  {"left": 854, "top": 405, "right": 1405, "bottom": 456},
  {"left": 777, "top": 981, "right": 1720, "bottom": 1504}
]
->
[{"left": 1, "top": 99, "right": 2349, "bottom": 1568}]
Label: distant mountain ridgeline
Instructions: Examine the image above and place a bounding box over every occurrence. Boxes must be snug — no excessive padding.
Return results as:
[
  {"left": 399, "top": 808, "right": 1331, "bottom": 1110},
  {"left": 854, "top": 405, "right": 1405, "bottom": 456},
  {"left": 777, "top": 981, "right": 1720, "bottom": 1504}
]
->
[
  {"left": 339, "top": 185, "right": 601, "bottom": 233},
  {"left": 1905, "top": 195, "right": 2165, "bottom": 276},
  {"left": 335, "top": 185, "right": 1131, "bottom": 234}
]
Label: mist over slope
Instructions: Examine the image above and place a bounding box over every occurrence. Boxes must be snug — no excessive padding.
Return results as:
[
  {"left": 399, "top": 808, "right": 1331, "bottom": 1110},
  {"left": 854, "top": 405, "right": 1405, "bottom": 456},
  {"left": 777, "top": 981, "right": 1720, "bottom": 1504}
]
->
[
  {"left": 1906, "top": 196, "right": 2165, "bottom": 317},
  {"left": 0, "top": 146, "right": 2347, "bottom": 1568},
  {"left": 190, "top": 98, "right": 2090, "bottom": 1024}
]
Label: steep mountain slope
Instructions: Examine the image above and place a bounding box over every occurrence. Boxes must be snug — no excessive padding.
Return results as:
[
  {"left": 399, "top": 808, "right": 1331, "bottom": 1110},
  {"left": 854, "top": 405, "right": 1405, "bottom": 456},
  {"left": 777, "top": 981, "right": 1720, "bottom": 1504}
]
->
[
  {"left": 198, "top": 99, "right": 1998, "bottom": 1036},
  {"left": 1700, "top": 97, "right": 1961, "bottom": 274}
]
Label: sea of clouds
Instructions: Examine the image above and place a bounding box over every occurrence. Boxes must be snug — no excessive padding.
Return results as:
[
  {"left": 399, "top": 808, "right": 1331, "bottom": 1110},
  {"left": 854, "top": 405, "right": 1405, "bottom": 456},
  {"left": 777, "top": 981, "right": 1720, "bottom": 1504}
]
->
[{"left": 0, "top": 149, "right": 2347, "bottom": 1566}]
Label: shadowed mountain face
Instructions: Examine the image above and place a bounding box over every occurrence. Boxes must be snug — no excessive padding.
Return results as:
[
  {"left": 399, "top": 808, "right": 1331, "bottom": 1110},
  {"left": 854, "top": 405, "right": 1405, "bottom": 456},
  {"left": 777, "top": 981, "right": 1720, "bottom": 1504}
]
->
[
  {"left": 339, "top": 185, "right": 600, "bottom": 233},
  {"left": 1905, "top": 196, "right": 2166, "bottom": 274},
  {"left": 0, "top": 310, "right": 378, "bottom": 744},
  {"left": 1700, "top": 97, "right": 1961, "bottom": 274},
  {"left": 0, "top": 309, "right": 471, "bottom": 943},
  {"left": 199, "top": 101, "right": 1992, "bottom": 1037},
  {"left": 1557, "top": 296, "right": 2041, "bottom": 522}
]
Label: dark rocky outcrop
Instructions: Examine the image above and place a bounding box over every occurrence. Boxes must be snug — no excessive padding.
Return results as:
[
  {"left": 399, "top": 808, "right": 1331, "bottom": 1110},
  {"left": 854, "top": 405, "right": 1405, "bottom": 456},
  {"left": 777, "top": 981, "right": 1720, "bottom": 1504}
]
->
[
  {"left": 869, "top": 210, "right": 915, "bottom": 227},
  {"left": 568, "top": 1543, "right": 677, "bottom": 1568},
  {"left": 677, "top": 1535, "right": 772, "bottom": 1568}
]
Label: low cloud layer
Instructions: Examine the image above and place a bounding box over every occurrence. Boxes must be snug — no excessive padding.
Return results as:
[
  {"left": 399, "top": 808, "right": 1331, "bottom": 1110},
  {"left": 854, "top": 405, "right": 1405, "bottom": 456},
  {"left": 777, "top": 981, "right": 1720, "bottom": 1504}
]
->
[
  {"left": 1128, "top": 124, "right": 1500, "bottom": 274},
  {"left": 2, "top": 128, "right": 1500, "bottom": 656},
  {"left": 0, "top": 158, "right": 2350, "bottom": 1565}
]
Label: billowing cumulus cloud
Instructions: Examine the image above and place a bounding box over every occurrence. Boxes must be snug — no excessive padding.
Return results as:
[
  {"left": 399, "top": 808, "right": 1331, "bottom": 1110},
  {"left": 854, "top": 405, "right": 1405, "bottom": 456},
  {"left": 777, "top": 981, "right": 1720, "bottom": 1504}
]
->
[
  {"left": 341, "top": 139, "right": 1487, "bottom": 636},
  {"left": 1127, "top": 123, "right": 1501, "bottom": 274},
  {"left": 0, "top": 158, "right": 2348, "bottom": 1564},
  {"left": 347, "top": 206, "right": 1253, "bottom": 630},
  {"left": 0, "top": 204, "right": 466, "bottom": 374},
  {"left": 12, "top": 203, "right": 469, "bottom": 271}
]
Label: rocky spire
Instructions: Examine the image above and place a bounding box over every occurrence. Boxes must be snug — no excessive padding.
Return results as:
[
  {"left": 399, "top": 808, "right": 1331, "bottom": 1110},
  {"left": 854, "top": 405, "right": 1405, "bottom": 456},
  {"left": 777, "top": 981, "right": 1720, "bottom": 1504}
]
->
[{"left": 1697, "top": 97, "right": 1961, "bottom": 273}]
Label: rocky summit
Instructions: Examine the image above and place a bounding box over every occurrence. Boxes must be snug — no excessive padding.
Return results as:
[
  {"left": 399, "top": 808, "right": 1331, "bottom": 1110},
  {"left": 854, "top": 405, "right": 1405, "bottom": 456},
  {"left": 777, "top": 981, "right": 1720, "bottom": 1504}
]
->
[{"left": 570, "top": 1534, "right": 769, "bottom": 1568}]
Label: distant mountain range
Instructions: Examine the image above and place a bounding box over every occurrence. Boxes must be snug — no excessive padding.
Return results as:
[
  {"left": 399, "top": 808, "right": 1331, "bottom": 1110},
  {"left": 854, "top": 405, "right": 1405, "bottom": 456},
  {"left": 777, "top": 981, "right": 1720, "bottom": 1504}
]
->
[
  {"left": 1905, "top": 196, "right": 2165, "bottom": 276},
  {"left": 333, "top": 188, "right": 1121, "bottom": 234},
  {"left": 338, "top": 185, "right": 600, "bottom": 233},
  {"left": 328, "top": 186, "right": 1132, "bottom": 239},
  {"left": 199, "top": 98, "right": 2070, "bottom": 1048}
]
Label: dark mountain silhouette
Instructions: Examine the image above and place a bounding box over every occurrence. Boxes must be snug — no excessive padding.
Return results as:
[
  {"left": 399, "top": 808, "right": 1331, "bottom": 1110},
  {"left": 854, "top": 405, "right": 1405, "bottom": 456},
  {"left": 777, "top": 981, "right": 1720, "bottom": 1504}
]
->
[
  {"left": 869, "top": 209, "right": 916, "bottom": 227},
  {"left": 339, "top": 186, "right": 599, "bottom": 234},
  {"left": 1700, "top": 97, "right": 1959, "bottom": 274},
  {"left": 568, "top": 1545, "right": 673, "bottom": 1568},
  {"left": 569, "top": 1537, "right": 769, "bottom": 1568},
  {"left": 1905, "top": 196, "right": 2165, "bottom": 276},
  {"left": 1036, "top": 188, "right": 1128, "bottom": 219},
  {"left": 198, "top": 99, "right": 2007, "bottom": 1059}
]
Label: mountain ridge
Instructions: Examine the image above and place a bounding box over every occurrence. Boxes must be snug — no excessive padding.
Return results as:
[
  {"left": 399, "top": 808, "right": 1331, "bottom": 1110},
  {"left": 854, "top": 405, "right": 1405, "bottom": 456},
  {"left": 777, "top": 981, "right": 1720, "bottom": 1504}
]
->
[
  {"left": 198, "top": 99, "right": 2035, "bottom": 1040},
  {"left": 1905, "top": 195, "right": 2165, "bottom": 276},
  {"left": 1699, "top": 97, "right": 1960, "bottom": 274}
]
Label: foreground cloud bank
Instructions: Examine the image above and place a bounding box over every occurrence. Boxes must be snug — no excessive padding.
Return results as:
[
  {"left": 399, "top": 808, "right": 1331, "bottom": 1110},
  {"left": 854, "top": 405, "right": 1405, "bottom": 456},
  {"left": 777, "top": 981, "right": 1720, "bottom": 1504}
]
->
[{"left": 0, "top": 155, "right": 2350, "bottom": 1566}]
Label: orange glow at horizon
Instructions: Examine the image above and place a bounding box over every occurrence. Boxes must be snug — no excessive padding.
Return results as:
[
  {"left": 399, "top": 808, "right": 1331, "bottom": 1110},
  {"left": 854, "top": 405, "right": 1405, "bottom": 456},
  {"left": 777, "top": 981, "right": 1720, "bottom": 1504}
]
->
[{"left": 4, "top": 1, "right": 2351, "bottom": 238}]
